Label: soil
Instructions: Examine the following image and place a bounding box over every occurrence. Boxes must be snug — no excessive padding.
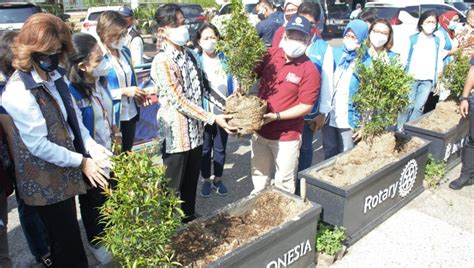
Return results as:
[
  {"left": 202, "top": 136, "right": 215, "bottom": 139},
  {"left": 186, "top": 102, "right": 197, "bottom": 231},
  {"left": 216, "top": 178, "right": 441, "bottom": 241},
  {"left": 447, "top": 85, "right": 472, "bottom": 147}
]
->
[
  {"left": 225, "top": 94, "right": 267, "bottom": 135},
  {"left": 411, "top": 101, "right": 462, "bottom": 132},
  {"left": 171, "top": 191, "right": 310, "bottom": 267},
  {"left": 310, "top": 133, "right": 424, "bottom": 187}
]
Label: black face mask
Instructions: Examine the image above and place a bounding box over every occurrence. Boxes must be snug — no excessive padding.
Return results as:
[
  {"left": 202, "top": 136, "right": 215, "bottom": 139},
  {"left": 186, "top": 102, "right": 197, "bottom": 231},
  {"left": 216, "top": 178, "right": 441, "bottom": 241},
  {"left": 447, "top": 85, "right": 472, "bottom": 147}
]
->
[
  {"left": 258, "top": 13, "right": 266, "bottom": 20},
  {"left": 32, "top": 52, "right": 61, "bottom": 72}
]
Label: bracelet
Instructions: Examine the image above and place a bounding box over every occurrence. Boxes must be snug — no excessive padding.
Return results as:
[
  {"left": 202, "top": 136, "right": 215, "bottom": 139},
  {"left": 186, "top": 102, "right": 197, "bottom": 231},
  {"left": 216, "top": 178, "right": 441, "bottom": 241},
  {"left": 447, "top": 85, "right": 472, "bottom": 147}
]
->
[{"left": 276, "top": 112, "right": 281, "bottom": 121}]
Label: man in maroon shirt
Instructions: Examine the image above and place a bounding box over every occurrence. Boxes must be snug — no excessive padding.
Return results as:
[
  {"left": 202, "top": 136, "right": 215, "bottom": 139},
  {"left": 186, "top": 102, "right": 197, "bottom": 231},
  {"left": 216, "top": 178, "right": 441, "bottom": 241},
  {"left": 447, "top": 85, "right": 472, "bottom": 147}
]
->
[{"left": 252, "top": 15, "right": 320, "bottom": 194}]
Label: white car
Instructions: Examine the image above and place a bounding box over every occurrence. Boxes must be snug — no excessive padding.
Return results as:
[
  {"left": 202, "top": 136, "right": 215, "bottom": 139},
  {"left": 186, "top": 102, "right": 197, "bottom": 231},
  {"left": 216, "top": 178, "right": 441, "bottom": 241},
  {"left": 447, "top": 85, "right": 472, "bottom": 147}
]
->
[
  {"left": 0, "top": 3, "right": 41, "bottom": 32},
  {"left": 81, "top": 6, "right": 122, "bottom": 36}
]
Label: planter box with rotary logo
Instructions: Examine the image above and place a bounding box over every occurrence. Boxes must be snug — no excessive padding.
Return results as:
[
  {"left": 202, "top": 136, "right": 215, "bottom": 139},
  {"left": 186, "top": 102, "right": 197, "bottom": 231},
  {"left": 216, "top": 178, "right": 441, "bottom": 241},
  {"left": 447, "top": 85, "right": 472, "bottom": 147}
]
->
[{"left": 298, "top": 140, "right": 430, "bottom": 245}]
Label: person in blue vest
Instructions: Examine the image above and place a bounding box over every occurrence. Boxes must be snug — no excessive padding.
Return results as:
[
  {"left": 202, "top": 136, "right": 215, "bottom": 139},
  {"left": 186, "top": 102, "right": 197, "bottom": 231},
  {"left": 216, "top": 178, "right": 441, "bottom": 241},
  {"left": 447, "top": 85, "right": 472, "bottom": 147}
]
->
[
  {"left": 96, "top": 11, "right": 147, "bottom": 152},
  {"left": 365, "top": 19, "right": 398, "bottom": 62},
  {"left": 397, "top": 10, "right": 444, "bottom": 131},
  {"left": 67, "top": 32, "right": 115, "bottom": 265},
  {"left": 194, "top": 23, "right": 234, "bottom": 197},
  {"left": 317, "top": 19, "right": 368, "bottom": 160}
]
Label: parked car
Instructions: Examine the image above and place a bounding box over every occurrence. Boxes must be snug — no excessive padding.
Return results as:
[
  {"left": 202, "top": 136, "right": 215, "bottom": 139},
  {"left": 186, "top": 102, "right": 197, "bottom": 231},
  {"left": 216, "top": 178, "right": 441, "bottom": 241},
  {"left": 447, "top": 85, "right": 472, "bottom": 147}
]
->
[
  {"left": 81, "top": 6, "right": 122, "bottom": 36},
  {"left": 321, "top": 0, "right": 351, "bottom": 37},
  {"left": 0, "top": 3, "right": 41, "bottom": 32},
  {"left": 445, "top": 1, "right": 470, "bottom": 14},
  {"left": 217, "top": 0, "right": 259, "bottom": 15}
]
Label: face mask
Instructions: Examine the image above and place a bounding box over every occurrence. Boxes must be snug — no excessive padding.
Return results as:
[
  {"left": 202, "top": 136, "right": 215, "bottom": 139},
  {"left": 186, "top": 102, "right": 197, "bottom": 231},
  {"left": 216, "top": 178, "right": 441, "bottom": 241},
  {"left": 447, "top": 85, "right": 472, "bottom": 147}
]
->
[
  {"left": 448, "top": 20, "right": 458, "bottom": 30},
  {"left": 258, "top": 12, "right": 266, "bottom": 20},
  {"left": 343, "top": 38, "right": 359, "bottom": 52},
  {"left": 369, "top": 32, "right": 388, "bottom": 48},
  {"left": 92, "top": 60, "right": 112, "bottom": 77},
  {"left": 200, "top": 39, "right": 216, "bottom": 53},
  {"left": 166, "top": 25, "right": 189, "bottom": 47},
  {"left": 281, "top": 38, "right": 307, "bottom": 58},
  {"left": 111, "top": 36, "right": 128, "bottom": 50},
  {"left": 32, "top": 52, "right": 60, "bottom": 72},
  {"left": 422, "top": 23, "right": 437, "bottom": 34}
]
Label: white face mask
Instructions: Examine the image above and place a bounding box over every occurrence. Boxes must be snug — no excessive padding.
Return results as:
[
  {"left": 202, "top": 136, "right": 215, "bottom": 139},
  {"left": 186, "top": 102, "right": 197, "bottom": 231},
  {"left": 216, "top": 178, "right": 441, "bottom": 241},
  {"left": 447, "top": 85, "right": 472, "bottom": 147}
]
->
[
  {"left": 166, "top": 25, "right": 189, "bottom": 47},
  {"left": 92, "top": 60, "right": 112, "bottom": 77},
  {"left": 281, "top": 38, "right": 307, "bottom": 58},
  {"left": 111, "top": 36, "right": 128, "bottom": 50},
  {"left": 369, "top": 32, "right": 388, "bottom": 48},
  {"left": 422, "top": 23, "right": 437, "bottom": 34},
  {"left": 343, "top": 38, "right": 359, "bottom": 51},
  {"left": 200, "top": 39, "right": 216, "bottom": 53}
]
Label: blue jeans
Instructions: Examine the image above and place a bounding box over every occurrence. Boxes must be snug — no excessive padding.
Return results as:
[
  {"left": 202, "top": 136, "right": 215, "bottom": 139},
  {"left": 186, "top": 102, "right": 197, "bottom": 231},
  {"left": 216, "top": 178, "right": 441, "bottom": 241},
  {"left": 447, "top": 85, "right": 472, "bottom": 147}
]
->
[
  {"left": 298, "top": 121, "right": 315, "bottom": 171},
  {"left": 322, "top": 124, "right": 354, "bottom": 160},
  {"left": 397, "top": 80, "right": 433, "bottom": 130},
  {"left": 201, "top": 124, "right": 229, "bottom": 178}
]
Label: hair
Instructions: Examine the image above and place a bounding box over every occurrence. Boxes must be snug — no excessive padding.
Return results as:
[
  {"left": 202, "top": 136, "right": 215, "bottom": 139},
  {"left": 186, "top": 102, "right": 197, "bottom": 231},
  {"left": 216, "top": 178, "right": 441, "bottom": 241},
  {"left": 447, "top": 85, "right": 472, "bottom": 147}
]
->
[
  {"left": 154, "top": 4, "right": 183, "bottom": 28},
  {"left": 467, "top": 8, "right": 474, "bottom": 18},
  {"left": 369, "top": 19, "right": 394, "bottom": 50},
  {"left": 12, "top": 13, "right": 72, "bottom": 72},
  {"left": 0, "top": 31, "right": 18, "bottom": 78},
  {"left": 67, "top": 33, "right": 98, "bottom": 100},
  {"left": 195, "top": 23, "right": 221, "bottom": 54},
  {"left": 257, "top": 0, "right": 274, "bottom": 9},
  {"left": 297, "top": 2, "right": 321, "bottom": 23},
  {"left": 96, "top": 11, "right": 128, "bottom": 46},
  {"left": 417, "top": 10, "right": 439, "bottom": 32}
]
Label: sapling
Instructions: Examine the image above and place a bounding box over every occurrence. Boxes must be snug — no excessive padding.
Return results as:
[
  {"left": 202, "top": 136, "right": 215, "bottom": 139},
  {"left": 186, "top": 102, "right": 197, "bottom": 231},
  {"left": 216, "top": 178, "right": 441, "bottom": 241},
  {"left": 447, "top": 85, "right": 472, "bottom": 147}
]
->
[{"left": 441, "top": 51, "right": 471, "bottom": 100}]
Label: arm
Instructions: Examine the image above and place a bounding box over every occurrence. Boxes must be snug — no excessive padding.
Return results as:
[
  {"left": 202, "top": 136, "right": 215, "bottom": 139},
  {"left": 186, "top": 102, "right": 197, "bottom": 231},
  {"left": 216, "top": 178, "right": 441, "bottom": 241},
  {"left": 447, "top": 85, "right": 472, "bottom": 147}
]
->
[
  {"left": 130, "top": 37, "right": 144, "bottom": 66},
  {"left": 318, "top": 47, "right": 334, "bottom": 115},
  {"left": 460, "top": 65, "right": 474, "bottom": 118}
]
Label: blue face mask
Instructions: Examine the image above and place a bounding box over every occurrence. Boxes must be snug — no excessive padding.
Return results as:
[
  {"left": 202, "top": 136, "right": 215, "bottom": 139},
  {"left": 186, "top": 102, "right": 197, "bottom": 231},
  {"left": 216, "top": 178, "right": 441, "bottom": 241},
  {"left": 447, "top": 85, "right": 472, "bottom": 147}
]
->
[
  {"left": 32, "top": 52, "right": 61, "bottom": 72},
  {"left": 448, "top": 20, "right": 458, "bottom": 30}
]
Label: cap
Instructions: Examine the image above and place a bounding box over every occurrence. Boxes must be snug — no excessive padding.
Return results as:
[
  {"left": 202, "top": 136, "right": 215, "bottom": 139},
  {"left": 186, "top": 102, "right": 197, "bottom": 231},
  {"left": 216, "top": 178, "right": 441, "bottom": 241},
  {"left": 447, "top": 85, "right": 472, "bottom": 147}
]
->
[
  {"left": 284, "top": 0, "right": 302, "bottom": 10},
  {"left": 118, "top": 6, "right": 133, "bottom": 17},
  {"left": 285, "top": 15, "right": 311, "bottom": 36}
]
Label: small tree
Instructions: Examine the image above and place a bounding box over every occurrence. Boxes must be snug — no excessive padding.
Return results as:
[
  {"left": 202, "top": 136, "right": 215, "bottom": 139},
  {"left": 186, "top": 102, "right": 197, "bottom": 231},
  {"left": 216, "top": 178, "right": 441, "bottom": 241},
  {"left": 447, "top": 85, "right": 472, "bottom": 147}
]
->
[
  {"left": 98, "top": 150, "right": 183, "bottom": 267},
  {"left": 354, "top": 47, "right": 414, "bottom": 140},
  {"left": 441, "top": 51, "right": 471, "bottom": 99}
]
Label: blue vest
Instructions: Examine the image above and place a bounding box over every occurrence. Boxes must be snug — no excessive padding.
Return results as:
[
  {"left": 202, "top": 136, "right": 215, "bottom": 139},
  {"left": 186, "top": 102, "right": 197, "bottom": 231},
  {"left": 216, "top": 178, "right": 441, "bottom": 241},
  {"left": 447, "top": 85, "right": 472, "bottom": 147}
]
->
[
  {"left": 406, "top": 32, "right": 441, "bottom": 84},
  {"left": 304, "top": 37, "right": 328, "bottom": 120}
]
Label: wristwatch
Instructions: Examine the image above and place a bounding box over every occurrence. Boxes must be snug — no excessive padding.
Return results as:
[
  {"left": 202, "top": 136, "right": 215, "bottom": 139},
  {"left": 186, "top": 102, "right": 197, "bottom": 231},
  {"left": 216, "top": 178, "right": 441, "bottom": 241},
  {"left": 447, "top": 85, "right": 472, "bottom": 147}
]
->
[{"left": 459, "top": 96, "right": 470, "bottom": 102}]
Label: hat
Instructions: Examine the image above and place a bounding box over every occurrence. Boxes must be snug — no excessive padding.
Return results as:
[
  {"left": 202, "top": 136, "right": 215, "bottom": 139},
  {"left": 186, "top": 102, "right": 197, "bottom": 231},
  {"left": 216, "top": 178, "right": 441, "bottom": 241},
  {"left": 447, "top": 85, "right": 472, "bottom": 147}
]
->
[
  {"left": 284, "top": 0, "right": 302, "bottom": 10},
  {"left": 343, "top": 19, "right": 368, "bottom": 44},
  {"left": 285, "top": 15, "right": 311, "bottom": 36},
  {"left": 118, "top": 6, "right": 133, "bottom": 17}
]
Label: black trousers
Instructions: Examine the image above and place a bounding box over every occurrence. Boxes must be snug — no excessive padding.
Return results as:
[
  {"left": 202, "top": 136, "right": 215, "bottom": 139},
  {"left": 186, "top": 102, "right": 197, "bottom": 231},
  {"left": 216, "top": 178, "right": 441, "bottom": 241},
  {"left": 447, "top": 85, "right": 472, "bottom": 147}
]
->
[
  {"left": 79, "top": 187, "right": 106, "bottom": 245},
  {"left": 461, "top": 105, "right": 474, "bottom": 179},
  {"left": 162, "top": 146, "right": 202, "bottom": 218},
  {"left": 35, "top": 198, "right": 88, "bottom": 268},
  {"left": 121, "top": 115, "right": 138, "bottom": 152}
]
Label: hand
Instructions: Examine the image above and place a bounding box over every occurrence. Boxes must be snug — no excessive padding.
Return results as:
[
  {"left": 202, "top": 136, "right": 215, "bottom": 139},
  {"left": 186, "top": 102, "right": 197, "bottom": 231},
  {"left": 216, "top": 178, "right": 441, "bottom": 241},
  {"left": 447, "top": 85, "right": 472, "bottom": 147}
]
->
[
  {"left": 433, "top": 81, "right": 441, "bottom": 96},
  {"left": 460, "top": 99, "right": 469, "bottom": 118},
  {"left": 214, "top": 114, "right": 238, "bottom": 134},
  {"left": 352, "top": 130, "right": 362, "bottom": 142},
  {"left": 123, "top": 86, "right": 147, "bottom": 103},
  {"left": 309, "top": 114, "right": 326, "bottom": 132},
  {"left": 82, "top": 158, "right": 109, "bottom": 188},
  {"left": 263, "top": 113, "right": 278, "bottom": 125},
  {"left": 89, "top": 144, "right": 113, "bottom": 170}
]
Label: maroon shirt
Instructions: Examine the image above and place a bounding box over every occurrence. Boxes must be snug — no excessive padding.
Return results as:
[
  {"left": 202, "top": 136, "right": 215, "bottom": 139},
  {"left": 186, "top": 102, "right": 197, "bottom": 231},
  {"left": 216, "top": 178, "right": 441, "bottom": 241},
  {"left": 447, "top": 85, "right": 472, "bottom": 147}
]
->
[{"left": 256, "top": 47, "right": 320, "bottom": 141}]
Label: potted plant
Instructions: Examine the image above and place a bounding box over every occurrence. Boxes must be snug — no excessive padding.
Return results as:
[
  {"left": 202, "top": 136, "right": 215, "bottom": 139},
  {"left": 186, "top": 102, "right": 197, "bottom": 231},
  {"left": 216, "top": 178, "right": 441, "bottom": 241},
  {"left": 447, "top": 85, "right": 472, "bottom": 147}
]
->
[
  {"left": 404, "top": 52, "right": 470, "bottom": 169},
  {"left": 217, "top": 0, "right": 267, "bottom": 135},
  {"left": 315, "top": 223, "right": 347, "bottom": 267},
  {"left": 299, "top": 51, "right": 431, "bottom": 245}
]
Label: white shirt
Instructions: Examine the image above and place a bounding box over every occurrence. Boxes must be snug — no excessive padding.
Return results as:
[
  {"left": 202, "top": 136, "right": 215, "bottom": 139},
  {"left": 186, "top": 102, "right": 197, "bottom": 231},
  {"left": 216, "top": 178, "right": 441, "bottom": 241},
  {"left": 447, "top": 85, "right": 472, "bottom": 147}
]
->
[
  {"left": 404, "top": 33, "right": 443, "bottom": 81},
  {"left": 128, "top": 27, "right": 144, "bottom": 66},
  {"left": 2, "top": 69, "right": 98, "bottom": 168},
  {"left": 202, "top": 53, "right": 229, "bottom": 114}
]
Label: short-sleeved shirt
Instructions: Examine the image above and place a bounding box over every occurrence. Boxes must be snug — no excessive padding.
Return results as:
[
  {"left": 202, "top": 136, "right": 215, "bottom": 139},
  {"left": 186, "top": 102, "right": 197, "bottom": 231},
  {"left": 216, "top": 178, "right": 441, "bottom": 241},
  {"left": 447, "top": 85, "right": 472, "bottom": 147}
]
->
[
  {"left": 256, "top": 47, "right": 320, "bottom": 141},
  {"left": 256, "top": 11, "right": 284, "bottom": 47}
]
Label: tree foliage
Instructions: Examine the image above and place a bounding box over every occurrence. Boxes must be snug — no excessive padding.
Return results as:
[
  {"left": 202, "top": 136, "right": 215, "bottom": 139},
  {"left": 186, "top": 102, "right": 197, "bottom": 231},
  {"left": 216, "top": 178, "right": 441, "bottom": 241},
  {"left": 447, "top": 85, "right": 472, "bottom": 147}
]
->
[
  {"left": 98, "top": 150, "right": 183, "bottom": 267},
  {"left": 441, "top": 51, "right": 471, "bottom": 99},
  {"left": 216, "top": 0, "right": 266, "bottom": 92}
]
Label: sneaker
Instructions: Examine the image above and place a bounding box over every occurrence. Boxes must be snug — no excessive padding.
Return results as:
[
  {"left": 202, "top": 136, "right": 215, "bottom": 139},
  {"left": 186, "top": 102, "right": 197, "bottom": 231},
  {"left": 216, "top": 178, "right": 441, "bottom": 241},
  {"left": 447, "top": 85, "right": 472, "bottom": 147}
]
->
[
  {"left": 449, "top": 176, "right": 474, "bottom": 190},
  {"left": 212, "top": 180, "right": 228, "bottom": 196},
  {"left": 88, "top": 244, "right": 113, "bottom": 265},
  {"left": 200, "top": 180, "right": 212, "bottom": 197}
]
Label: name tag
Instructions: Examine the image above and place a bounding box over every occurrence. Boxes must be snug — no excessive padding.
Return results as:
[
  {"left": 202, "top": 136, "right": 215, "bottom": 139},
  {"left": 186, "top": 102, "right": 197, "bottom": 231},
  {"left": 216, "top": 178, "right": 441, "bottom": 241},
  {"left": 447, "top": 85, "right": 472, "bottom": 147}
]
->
[{"left": 285, "top": 72, "right": 302, "bottom": 84}]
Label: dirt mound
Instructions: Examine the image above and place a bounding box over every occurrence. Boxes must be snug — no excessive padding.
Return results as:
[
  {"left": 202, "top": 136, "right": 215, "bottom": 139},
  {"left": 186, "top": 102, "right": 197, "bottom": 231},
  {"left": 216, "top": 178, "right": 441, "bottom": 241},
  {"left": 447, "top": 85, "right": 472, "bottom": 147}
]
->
[
  {"left": 225, "top": 94, "right": 266, "bottom": 135},
  {"left": 171, "top": 191, "right": 309, "bottom": 266},
  {"left": 411, "top": 101, "right": 462, "bottom": 132},
  {"left": 311, "top": 133, "right": 424, "bottom": 187}
]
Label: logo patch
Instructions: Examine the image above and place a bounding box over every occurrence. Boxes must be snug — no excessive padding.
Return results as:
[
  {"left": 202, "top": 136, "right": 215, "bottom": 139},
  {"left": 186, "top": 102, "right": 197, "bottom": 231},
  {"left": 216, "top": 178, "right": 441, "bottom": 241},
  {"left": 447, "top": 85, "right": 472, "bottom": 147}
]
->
[{"left": 285, "top": 72, "right": 302, "bottom": 84}]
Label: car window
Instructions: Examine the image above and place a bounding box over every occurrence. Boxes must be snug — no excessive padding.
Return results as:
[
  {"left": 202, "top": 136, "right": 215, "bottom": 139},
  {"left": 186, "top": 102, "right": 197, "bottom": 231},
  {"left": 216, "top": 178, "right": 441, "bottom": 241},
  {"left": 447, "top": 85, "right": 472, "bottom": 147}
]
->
[
  {"left": 0, "top": 6, "right": 39, "bottom": 23},
  {"left": 220, "top": 4, "right": 232, "bottom": 15},
  {"left": 402, "top": 5, "right": 420, "bottom": 18},
  {"left": 88, "top": 11, "right": 103, "bottom": 21},
  {"left": 452, "top": 2, "right": 468, "bottom": 12},
  {"left": 421, "top": 4, "right": 465, "bottom": 22},
  {"left": 181, "top": 5, "right": 204, "bottom": 18},
  {"left": 359, "top": 7, "right": 399, "bottom": 21},
  {"left": 245, "top": 4, "right": 257, "bottom": 14}
]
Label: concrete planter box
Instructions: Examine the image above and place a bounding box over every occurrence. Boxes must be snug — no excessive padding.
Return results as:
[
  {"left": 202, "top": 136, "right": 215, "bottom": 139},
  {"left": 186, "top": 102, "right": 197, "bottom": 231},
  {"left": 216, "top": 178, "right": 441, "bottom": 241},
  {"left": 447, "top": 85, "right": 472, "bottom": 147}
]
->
[
  {"left": 299, "top": 140, "right": 430, "bottom": 245},
  {"left": 405, "top": 113, "right": 469, "bottom": 169},
  {"left": 186, "top": 188, "right": 322, "bottom": 268}
]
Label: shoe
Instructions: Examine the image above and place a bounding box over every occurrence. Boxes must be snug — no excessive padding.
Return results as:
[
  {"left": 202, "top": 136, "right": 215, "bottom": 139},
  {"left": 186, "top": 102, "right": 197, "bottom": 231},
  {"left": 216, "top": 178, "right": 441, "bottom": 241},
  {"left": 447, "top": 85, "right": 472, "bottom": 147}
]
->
[
  {"left": 213, "top": 180, "right": 228, "bottom": 196},
  {"left": 182, "top": 214, "right": 197, "bottom": 224},
  {"left": 88, "top": 244, "right": 113, "bottom": 265},
  {"left": 200, "top": 180, "right": 212, "bottom": 197},
  {"left": 449, "top": 176, "right": 474, "bottom": 190}
]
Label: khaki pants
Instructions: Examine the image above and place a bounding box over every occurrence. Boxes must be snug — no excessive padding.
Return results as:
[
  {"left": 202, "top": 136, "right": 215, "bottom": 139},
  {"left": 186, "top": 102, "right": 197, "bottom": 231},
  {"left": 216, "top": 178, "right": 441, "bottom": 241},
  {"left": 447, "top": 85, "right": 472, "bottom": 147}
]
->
[{"left": 251, "top": 134, "right": 301, "bottom": 194}]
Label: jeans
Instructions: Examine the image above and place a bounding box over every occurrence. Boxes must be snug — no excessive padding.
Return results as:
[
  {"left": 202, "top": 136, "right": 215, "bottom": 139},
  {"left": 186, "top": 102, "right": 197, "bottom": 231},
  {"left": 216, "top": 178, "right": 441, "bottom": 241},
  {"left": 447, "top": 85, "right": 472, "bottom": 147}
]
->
[
  {"left": 397, "top": 80, "right": 433, "bottom": 130},
  {"left": 321, "top": 124, "right": 354, "bottom": 160},
  {"left": 298, "top": 121, "right": 315, "bottom": 172},
  {"left": 201, "top": 124, "right": 229, "bottom": 178}
]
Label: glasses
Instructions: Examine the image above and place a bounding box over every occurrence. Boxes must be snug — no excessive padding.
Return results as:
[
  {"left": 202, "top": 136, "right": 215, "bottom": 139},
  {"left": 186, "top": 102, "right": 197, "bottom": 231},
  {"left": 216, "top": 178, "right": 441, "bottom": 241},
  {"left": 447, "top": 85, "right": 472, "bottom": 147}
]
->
[
  {"left": 371, "top": 29, "right": 389, "bottom": 36},
  {"left": 344, "top": 32, "right": 357, "bottom": 41}
]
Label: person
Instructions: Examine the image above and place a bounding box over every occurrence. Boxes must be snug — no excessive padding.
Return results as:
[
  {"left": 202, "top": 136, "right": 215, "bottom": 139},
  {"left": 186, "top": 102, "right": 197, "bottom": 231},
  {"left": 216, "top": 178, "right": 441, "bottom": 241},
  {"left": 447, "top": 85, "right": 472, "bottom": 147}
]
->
[
  {"left": 0, "top": 118, "right": 13, "bottom": 268},
  {"left": 2, "top": 13, "right": 112, "bottom": 267},
  {"left": 256, "top": 0, "right": 284, "bottom": 47},
  {"left": 366, "top": 19, "right": 397, "bottom": 60},
  {"left": 350, "top": 3, "right": 362, "bottom": 20},
  {"left": 397, "top": 10, "right": 443, "bottom": 131},
  {"left": 96, "top": 11, "right": 147, "bottom": 152},
  {"left": 317, "top": 19, "right": 369, "bottom": 159},
  {"left": 251, "top": 15, "right": 319, "bottom": 194},
  {"left": 456, "top": 8, "right": 474, "bottom": 57},
  {"left": 151, "top": 4, "right": 236, "bottom": 222},
  {"left": 297, "top": 2, "right": 327, "bottom": 171},
  {"left": 0, "top": 31, "right": 52, "bottom": 267},
  {"left": 449, "top": 58, "right": 474, "bottom": 190},
  {"left": 67, "top": 32, "right": 115, "bottom": 265},
  {"left": 194, "top": 23, "right": 234, "bottom": 197},
  {"left": 118, "top": 5, "right": 144, "bottom": 66}
]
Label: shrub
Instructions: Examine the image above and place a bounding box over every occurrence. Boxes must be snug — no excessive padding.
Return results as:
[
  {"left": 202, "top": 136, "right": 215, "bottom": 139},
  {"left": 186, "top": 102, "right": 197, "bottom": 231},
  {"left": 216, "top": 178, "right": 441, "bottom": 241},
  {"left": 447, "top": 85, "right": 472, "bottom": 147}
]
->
[
  {"left": 98, "top": 150, "right": 183, "bottom": 267},
  {"left": 424, "top": 154, "right": 447, "bottom": 189},
  {"left": 441, "top": 51, "right": 471, "bottom": 99},
  {"left": 316, "top": 223, "right": 346, "bottom": 256}
]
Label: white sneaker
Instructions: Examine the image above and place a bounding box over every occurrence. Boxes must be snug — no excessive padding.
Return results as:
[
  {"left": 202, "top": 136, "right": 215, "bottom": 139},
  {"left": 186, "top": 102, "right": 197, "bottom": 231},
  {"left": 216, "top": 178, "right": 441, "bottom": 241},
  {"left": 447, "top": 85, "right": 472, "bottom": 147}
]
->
[{"left": 88, "top": 244, "right": 113, "bottom": 265}]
